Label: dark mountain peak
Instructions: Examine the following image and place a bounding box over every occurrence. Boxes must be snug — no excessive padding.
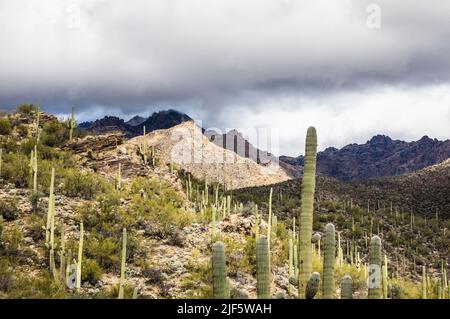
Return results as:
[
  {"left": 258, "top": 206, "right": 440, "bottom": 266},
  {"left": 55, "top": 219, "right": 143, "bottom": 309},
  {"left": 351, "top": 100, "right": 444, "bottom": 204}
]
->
[
  {"left": 321, "top": 147, "right": 338, "bottom": 154},
  {"left": 368, "top": 134, "right": 393, "bottom": 145},
  {"left": 137, "top": 109, "right": 192, "bottom": 133},
  {"left": 126, "top": 115, "right": 146, "bottom": 126}
]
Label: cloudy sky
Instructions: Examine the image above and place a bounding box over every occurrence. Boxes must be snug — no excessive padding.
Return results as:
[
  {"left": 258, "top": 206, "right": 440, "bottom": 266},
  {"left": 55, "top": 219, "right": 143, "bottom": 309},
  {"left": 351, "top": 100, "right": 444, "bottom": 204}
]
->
[{"left": 1, "top": 0, "right": 450, "bottom": 156}]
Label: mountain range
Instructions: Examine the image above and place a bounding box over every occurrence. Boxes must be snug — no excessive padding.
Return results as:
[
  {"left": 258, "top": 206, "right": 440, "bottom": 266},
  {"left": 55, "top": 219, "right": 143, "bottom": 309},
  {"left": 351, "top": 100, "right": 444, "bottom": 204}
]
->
[
  {"left": 280, "top": 134, "right": 450, "bottom": 181},
  {"left": 79, "top": 109, "right": 450, "bottom": 182},
  {"left": 79, "top": 109, "right": 191, "bottom": 136}
]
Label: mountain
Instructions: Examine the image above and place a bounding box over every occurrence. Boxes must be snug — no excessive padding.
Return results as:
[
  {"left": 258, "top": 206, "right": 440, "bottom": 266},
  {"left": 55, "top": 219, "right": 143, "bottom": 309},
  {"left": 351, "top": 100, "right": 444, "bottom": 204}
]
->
[
  {"left": 112, "top": 121, "right": 290, "bottom": 189},
  {"left": 135, "top": 109, "right": 192, "bottom": 133},
  {"left": 82, "top": 116, "right": 134, "bottom": 135},
  {"left": 280, "top": 135, "right": 450, "bottom": 181},
  {"left": 78, "top": 109, "right": 191, "bottom": 136},
  {"left": 205, "top": 129, "right": 301, "bottom": 178},
  {"left": 125, "top": 115, "right": 146, "bottom": 126}
]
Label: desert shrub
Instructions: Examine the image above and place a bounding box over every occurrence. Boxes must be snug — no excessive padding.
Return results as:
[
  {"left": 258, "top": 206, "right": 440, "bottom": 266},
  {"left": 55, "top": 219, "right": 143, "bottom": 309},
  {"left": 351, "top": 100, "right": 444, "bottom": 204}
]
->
[
  {"left": 142, "top": 267, "right": 164, "bottom": 285},
  {"left": 15, "top": 104, "right": 35, "bottom": 115},
  {"left": 0, "top": 198, "right": 19, "bottom": 221},
  {"left": 62, "top": 169, "right": 112, "bottom": 199},
  {"left": 40, "top": 120, "right": 69, "bottom": 147},
  {"left": 180, "top": 251, "right": 212, "bottom": 299},
  {"left": 129, "top": 177, "right": 193, "bottom": 239},
  {"left": 0, "top": 118, "right": 12, "bottom": 135},
  {"left": 16, "top": 124, "right": 28, "bottom": 137},
  {"left": 1, "top": 224, "right": 23, "bottom": 256},
  {"left": 26, "top": 214, "right": 46, "bottom": 241},
  {"left": 2, "top": 153, "right": 29, "bottom": 187},
  {"left": 0, "top": 258, "right": 13, "bottom": 292},
  {"left": 106, "top": 283, "right": 137, "bottom": 299},
  {"left": 85, "top": 237, "right": 119, "bottom": 270},
  {"left": 81, "top": 258, "right": 103, "bottom": 285},
  {"left": 8, "top": 272, "right": 67, "bottom": 298},
  {"left": 29, "top": 192, "right": 40, "bottom": 213}
]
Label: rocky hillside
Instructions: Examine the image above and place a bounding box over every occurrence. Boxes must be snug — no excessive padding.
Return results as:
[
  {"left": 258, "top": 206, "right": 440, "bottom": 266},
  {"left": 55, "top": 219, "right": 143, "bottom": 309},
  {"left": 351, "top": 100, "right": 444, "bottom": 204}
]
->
[
  {"left": 117, "top": 121, "right": 290, "bottom": 189},
  {"left": 280, "top": 135, "right": 450, "bottom": 181}
]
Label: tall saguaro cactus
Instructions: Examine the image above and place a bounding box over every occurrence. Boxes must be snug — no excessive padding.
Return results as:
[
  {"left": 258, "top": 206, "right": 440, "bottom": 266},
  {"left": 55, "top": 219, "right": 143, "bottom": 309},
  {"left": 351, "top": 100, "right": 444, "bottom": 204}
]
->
[
  {"left": 0, "top": 148, "right": 3, "bottom": 179},
  {"left": 368, "top": 236, "right": 382, "bottom": 299},
  {"left": 45, "top": 167, "right": 55, "bottom": 246},
  {"left": 67, "top": 106, "right": 77, "bottom": 141},
  {"left": 212, "top": 241, "right": 227, "bottom": 299},
  {"left": 323, "top": 223, "right": 336, "bottom": 299},
  {"left": 118, "top": 228, "right": 127, "bottom": 299},
  {"left": 422, "top": 266, "right": 427, "bottom": 299},
  {"left": 298, "top": 127, "right": 318, "bottom": 298},
  {"left": 75, "top": 222, "right": 84, "bottom": 290},
  {"left": 30, "top": 145, "right": 38, "bottom": 192},
  {"left": 256, "top": 236, "right": 270, "bottom": 299},
  {"left": 138, "top": 126, "right": 148, "bottom": 165}
]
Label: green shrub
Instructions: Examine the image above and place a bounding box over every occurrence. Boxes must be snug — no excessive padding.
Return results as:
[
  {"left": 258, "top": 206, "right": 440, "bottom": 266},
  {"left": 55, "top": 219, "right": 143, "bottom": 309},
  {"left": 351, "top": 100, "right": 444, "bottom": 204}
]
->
[
  {"left": 26, "top": 214, "right": 46, "bottom": 241},
  {"left": 2, "top": 153, "right": 30, "bottom": 187},
  {"left": 40, "top": 120, "right": 69, "bottom": 147},
  {"left": 2, "top": 224, "right": 23, "bottom": 256},
  {"left": 86, "top": 237, "right": 119, "bottom": 270},
  {"left": 8, "top": 272, "right": 67, "bottom": 298},
  {"left": 15, "top": 104, "right": 35, "bottom": 115},
  {"left": 62, "top": 169, "right": 112, "bottom": 199},
  {"left": 0, "top": 198, "right": 19, "bottom": 221},
  {"left": 0, "top": 258, "right": 13, "bottom": 293},
  {"left": 82, "top": 258, "right": 103, "bottom": 285},
  {"left": 0, "top": 118, "right": 12, "bottom": 135}
]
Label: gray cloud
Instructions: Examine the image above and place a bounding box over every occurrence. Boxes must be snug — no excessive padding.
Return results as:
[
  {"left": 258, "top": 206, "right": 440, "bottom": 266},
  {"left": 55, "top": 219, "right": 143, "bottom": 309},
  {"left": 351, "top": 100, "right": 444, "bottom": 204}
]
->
[{"left": 1, "top": 0, "right": 450, "bottom": 155}]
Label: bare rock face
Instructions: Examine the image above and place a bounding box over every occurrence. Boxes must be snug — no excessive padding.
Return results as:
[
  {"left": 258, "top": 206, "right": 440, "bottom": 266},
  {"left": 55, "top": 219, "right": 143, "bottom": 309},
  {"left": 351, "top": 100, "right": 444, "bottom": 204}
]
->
[
  {"left": 281, "top": 135, "right": 450, "bottom": 181},
  {"left": 120, "top": 121, "right": 291, "bottom": 190}
]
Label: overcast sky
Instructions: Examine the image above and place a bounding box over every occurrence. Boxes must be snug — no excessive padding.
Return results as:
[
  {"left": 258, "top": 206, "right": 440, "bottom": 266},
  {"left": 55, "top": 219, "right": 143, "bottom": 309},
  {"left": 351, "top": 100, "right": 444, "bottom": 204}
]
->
[{"left": 1, "top": 0, "right": 450, "bottom": 156}]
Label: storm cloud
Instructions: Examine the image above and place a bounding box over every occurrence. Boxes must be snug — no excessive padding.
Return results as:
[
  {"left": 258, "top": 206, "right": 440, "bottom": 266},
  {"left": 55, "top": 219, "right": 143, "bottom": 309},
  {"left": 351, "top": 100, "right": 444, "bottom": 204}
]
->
[{"left": 1, "top": 0, "right": 450, "bottom": 155}]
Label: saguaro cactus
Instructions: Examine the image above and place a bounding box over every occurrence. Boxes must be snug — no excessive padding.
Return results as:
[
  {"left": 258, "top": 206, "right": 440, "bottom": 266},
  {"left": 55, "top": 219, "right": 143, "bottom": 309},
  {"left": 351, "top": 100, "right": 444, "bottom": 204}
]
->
[
  {"left": 368, "top": 236, "right": 382, "bottom": 299},
  {"left": 298, "top": 127, "right": 318, "bottom": 298},
  {"left": 322, "top": 223, "right": 335, "bottom": 299},
  {"left": 118, "top": 228, "right": 127, "bottom": 299},
  {"left": 305, "top": 272, "right": 321, "bottom": 299},
  {"left": 0, "top": 148, "right": 2, "bottom": 179},
  {"left": 59, "top": 221, "right": 66, "bottom": 282},
  {"left": 382, "top": 254, "right": 388, "bottom": 299},
  {"left": 67, "top": 106, "right": 77, "bottom": 141},
  {"left": 45, "top": 167, "right": 55, "bottom": 246},
  {"left": 422, "top": 266, "right": 427, "bottom": 299},
  {"left": 256, "top": 236, "right": 270, "bottom": 299},
  {"left": 212, "top": 241, "right": 227, "bottom": 299},
  {"left": 267, "top": 187, "right": 273, "bottom": 247},
  {"left": 117, "top": 163, "right": 122, "bottom": 191},
  {"left": 138, "top": 126, "right": 148, "bottom": 165},
  {"left": 30, "top": 145, "right": 38, "bottom": 192},
  {"left": 75, "top": 222, "right": 84, "bottom": 290},
  {"left": 340, "top": 275, "right": 353, "bottom": 299}
]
